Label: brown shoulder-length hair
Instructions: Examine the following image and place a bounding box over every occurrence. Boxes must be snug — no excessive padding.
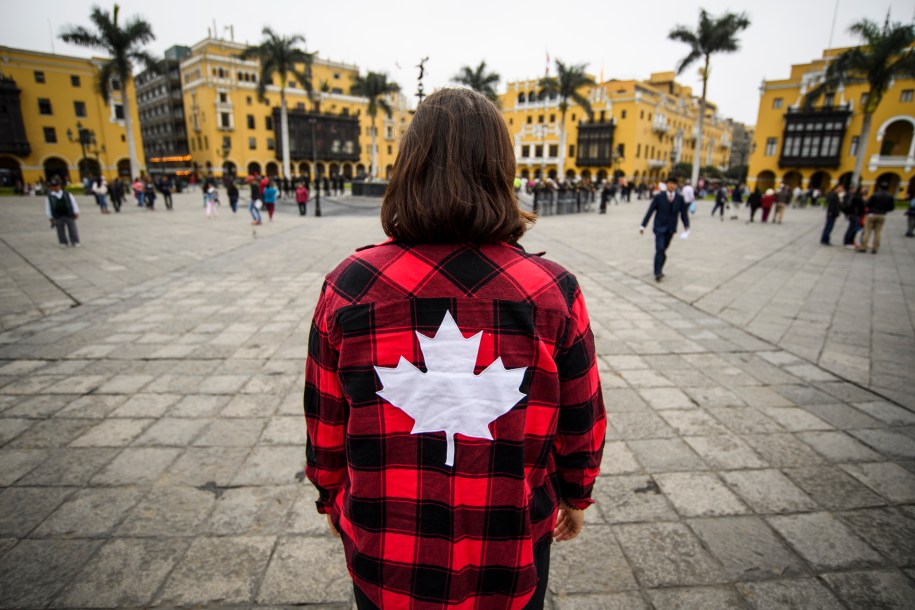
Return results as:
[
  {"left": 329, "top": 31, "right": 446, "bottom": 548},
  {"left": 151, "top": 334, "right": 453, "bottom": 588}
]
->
[{"left": 381, "top": 88, "right": 535, "bottom": 244}]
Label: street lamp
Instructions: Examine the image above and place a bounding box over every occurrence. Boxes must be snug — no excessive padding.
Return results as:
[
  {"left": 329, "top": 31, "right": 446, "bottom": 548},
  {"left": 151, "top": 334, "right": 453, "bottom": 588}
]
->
[
  {"left": 66, "top": 122, "right": 95, "bottom": 180},
  {"left": 308, "top": 116, "right": 321, "bottom": 217},
  {"left": 218, "top": 139, "right": 231, "bottom": 182}
]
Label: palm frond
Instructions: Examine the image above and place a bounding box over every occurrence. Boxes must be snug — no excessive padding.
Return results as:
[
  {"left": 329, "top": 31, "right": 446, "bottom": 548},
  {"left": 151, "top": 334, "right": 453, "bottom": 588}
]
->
[
  {"left": 59, "top": 26, "right": 106, "bottom": 51},
  {"left": 95, "top": 60, "right": 114, "bottom": 103}
]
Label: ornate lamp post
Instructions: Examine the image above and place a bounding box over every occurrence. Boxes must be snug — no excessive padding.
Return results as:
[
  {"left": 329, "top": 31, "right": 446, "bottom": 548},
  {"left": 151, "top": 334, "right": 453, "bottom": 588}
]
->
[{"left": 66, "top": 122, "right": 95, "bottom": 180}]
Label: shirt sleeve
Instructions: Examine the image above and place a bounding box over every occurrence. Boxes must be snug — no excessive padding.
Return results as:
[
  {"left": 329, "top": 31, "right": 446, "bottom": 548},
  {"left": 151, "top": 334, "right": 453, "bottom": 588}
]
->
[
  {"left": 304, "top": 280, "right": 348, "bottom": 515},
  {"left": 553, "top": 278, "right": 606, "bottom": 509},
  {"left": 45, "top": 197, "right": 52, "bottom": 219},
  {"left": 70, "top": 195, "right": 79, "bottom": 215}
]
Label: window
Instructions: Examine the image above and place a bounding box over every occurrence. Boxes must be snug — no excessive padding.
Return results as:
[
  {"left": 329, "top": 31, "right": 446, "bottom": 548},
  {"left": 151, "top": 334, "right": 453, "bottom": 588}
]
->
[
  {"left": 534, "top": 144, "right": 543, "bottom": 157},
  {"left": 70, "top": 75, "right": 81, "bottom": 87},
  {"left": 220, "top": 112, "right": 231, "bottom": 128},
  {"left": 387, "top": 145, "right": 392, "bottom": 154},
  {"left": 571, "top": 114, "right": 576, "bottom": 122},
  {"left": 247, "top": 114, "right": 255, "bottom": 129},
  {"left": 74, "top": 101, "right": 86, "bottom": 117},
  {"left": 850, "top": 136, "right": 859, "bottom": 156},
  {"left": 549, "top": 114, "right": 555, "bottom": 123},
  {"left": 773, "top": 97, "right": 783, "bottom": 109},
  {"left": 636, "top": 143, "right": 641, "bottom": 158},
  {"left": 222, "top": 136, "right": 231, "bottom": 150},
  {"left": 296, "top": 102, "right": 305, "bottom": 110},
  {"left": 901, "top": 89, "right": 914, "bottom": 103},
  {"left": 333, "top": 72, "right": 340, "bottom": 79},
  {"left": 617, "top": 144, "right": 625, "bottom": 158},
  {"left": 765, "top": 137, "right": 777, "bottom": 156},
  {"left": 37, "top": 98, "right": 52, "bottom": 115},
  {"left": 204, "top": 135, "right": 208, "bottom": 149},
  {"left": 640, "top": 110, "right": 644, "bottom": 119},
  {"left": 111, "top": 79, "right": 121, "bottom": 91},
  {"left": 43, "top": 127, "right": 57, "bottom": 143},
  {"left": 823, "top": 93, "right": 835, "bottom": 107},
  {"left": 521, "top": 145, "right": 530, "bottom": 157},
  {"left": 569, "top": 144, "right": 575, "bottom": 157},
  {"left": 34, "top": 71, "right": 46, "bottom": 83},
  {"left": 538, "top": 115, "right": 544, "bottom": 124},
  {"left": 548, "top": 144, "right": 558, "bottom": 157},
  {"left": 246, "top": 96, "right": 252, "bottom": 105},
  {"left": 266, "top": 137, "right": 275, "bottom": 150},
  {"left": 621, "top": 110, "right": 627, "bottom": 119},
  {"left": 526, "top": 116, "right": 532, "bottom": 124},
  {"left": 265, "top": 116, "right": 273, "bottom": 130},
  {"left": 114, "top": 104, "right": 125, "bottom": 119},
  {"left": 219, "top": 92, "right": 228, "bottom": 103},
  {"left": 249, "top": 137, "right": 257, "bottom": 150}
]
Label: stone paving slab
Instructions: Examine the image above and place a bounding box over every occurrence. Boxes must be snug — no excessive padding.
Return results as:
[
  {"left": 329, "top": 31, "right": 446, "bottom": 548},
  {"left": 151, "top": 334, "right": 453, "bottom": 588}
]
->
[{"left": 0, "top": 193, "right": 914, "bottom": 608}]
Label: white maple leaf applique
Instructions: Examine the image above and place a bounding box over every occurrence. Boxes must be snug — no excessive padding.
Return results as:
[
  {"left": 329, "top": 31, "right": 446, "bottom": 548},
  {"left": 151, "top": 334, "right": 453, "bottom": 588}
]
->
[{"left": 374, "top": 311, "right": 528, "bottom": 467}]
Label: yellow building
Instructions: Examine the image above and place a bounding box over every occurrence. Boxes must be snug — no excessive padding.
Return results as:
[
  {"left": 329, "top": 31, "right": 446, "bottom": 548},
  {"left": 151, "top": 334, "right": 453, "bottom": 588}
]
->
[
  {"left": 500, "top": 71, "right": 735, "bottom": 185},
  {"left": 747, "top": 46, "right": 915, "bottom": 197},
  {"left": 178, "top": 36, "right": 411, "bottom": 181},
  {"left": 0, "top": 45, "right": 143, "bottom": 186}
]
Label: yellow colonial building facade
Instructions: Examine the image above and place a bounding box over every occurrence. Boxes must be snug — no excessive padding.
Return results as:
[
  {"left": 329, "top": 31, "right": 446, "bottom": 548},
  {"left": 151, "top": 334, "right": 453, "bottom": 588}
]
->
[
  {"left": 748, "top": 46, "right": 915, "bottom": 197},
  {"left": 0, "top": 46, "right": 143, "bottom": 186},
  {"left": 500, "top": 72, "right": 735, "bottom": 185},
  {"left": 178, "top": 37, "right": 411, "bottom": 181}
]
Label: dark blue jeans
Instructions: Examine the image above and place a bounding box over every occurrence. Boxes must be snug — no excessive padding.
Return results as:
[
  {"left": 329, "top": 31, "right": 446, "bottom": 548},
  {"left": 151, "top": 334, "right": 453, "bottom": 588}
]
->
[
  {"left": 654, "top": 230, "right": 675, "bottom": 276},
  {"left": 821, "top": 215, "right": 838, "bottom": 245},
  {"left": 843, "top": 215, "right": 860, "bottom": 246}
]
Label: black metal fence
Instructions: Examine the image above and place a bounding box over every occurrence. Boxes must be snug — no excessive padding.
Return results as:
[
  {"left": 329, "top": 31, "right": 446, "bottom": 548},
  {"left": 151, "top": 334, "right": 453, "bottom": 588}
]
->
[{"left": 531, "top": 189, "right": 596, "bottom": 215}]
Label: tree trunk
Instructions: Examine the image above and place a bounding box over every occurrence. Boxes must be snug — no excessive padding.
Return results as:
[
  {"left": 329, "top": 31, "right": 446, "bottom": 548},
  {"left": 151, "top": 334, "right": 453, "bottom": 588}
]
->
[
  {"left": 280, "top": 89, "right": 291, "bottom": 179},
  {"left": 851, "top": 111, "right": 873, "bottom": 190},
  {"left": 690, "top": 56, "right": 709, "bottom": 188},
  {"left": 121, "top": 79, "right": 140, "bottom": 179},
  {"left": 558, "top": 110, "right": 566, "bottom": 179},
  {"left": 370, "top": 115, "right": 378, "bottom": 180}
]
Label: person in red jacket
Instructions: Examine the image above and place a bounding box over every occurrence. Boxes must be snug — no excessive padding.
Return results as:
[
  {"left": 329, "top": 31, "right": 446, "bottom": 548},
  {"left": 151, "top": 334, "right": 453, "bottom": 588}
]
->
[
  {"left": 304, "top": 88, "right": 606, "bottom": 610},
  {"left": 760, "top": 188, "right": 776, "bottom": 222}
]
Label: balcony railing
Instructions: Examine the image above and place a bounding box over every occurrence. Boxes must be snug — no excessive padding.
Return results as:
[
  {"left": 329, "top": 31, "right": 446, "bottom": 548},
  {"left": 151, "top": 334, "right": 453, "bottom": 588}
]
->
[
  {"left": 648, "top": 159, "right": 667, "bottom": 169},
  {"left": 652, "top": 119, "right": 669, "bottom": 134},
  {"left": 786, "top": 103, "right": 852, "bottom": 114},
  {"left": 868, "top": 154, "right": 914, "bottom": 172}
]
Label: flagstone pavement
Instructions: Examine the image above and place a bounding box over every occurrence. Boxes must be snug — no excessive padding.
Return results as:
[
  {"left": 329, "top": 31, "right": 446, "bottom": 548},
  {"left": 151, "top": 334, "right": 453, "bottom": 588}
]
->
[{"left": 0, "top": 191, "right": 913, "bottom": 609}]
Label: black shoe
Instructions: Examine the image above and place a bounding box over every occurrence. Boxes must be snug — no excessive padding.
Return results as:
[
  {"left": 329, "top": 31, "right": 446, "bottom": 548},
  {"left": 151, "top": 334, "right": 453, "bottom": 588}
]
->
[{"left": 655, "top": 274, "right": 663, "bottom": 282}]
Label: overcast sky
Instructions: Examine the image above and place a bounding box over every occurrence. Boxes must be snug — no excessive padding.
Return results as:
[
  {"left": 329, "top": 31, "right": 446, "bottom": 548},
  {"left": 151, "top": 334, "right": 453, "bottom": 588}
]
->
[{"left": 2, "top": 0, "right": 911, "bottom": 125}]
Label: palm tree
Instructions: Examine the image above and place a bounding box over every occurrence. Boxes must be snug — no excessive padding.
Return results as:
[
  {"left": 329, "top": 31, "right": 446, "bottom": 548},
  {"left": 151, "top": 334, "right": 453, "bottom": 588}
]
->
[
  {"left": 805, "top": 18, "right": 915, "bottom": 188},
  {"left": 240, "top": 28, "right": 314, "bottom": 179},
  {"left": 351, "top": 72, "right": 401, "bottom": 180},
  {"left": 453, "top": 61, "right": 500, "bottom": 102},
  {"left": 539, "top": 60, "right": 594, "bottom": 178},
  {"left": 669, "top": 9, "right": 750, "bottom": 187},
  {"left": 60, "top": 4, "right": 156, "bottom": 180}
]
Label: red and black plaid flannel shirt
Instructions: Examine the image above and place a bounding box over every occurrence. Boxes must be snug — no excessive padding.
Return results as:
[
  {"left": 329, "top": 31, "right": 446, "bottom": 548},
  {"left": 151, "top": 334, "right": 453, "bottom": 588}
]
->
[{"left": 305, "top": 240, "right": 605, "bottom": 609}]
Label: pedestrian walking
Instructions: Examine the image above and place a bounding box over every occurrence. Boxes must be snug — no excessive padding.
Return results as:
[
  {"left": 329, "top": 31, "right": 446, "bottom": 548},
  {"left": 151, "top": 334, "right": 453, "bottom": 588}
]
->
[
  {"left": 262, "top": 180, "right": 277, "bottom": 221},
  {"left": 773, "top": 184, "right": 790, "bottom": 224},
  {"left": 304, "top": 88, "right": 605, "bottom": 610},
  {"left": 91, "top": 176, "right": 110, "bottom": 214},
  {"left": 711, "top": 184, "right": 727, "bottom": 220},
  {"left": 859, "top": 182, "right": 895, "bottom": 254},
  {"left": 249, "top": 178, "right": 262, "bottom": 225},
  {"left": 110, "top": 177, "right": 124, "bottom": 213},
  {"left": 132, "top": 177, "right": 144, "bottom": 207},
  {"left": 45, "top": 177, "right": 81, "bottom": 247},
  {"left": 820, "top": 184, "right": 845, "bottom": 245},
  {"left": 747, "top": 187, "right": 762, "bottom": 222},
  {"left": 143, "top": 177, "right": 156, "bottom": 210},
  {"left": 158, "top": 176, "right": 173, "bottom": 210},
  {"left": 682, "top": 180, "right": 695, "bottom": 213},
  {"left": 295, "top": 182, "right": 309, "bottom": 216},
  {"left": 730, "top": 183, "right": 743, "bottom": 219},
  {"left": 226, "top": 181, "right": 239, "bottom": 214},
  {"left": 760, "top": 188, "right": 776, "bottom": 223},
  {"left": 843, "top": 187, "right": 866, "bottom": 249},
  {"left": 640, "top": 176, "right": 691, "bottom": 282}
]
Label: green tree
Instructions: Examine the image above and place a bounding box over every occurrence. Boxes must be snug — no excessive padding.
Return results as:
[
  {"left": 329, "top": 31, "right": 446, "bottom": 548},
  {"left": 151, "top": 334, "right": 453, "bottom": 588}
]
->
[
  {"left": 701, "top": 165, "right": 724, "bottom": 180},
  {"left": 671, "top": 162, "right": 693, "bottom": 181},
  {"left": 453, "top": 61, "right": 500, "bottom": 102},
  {"left": 805, "top": 18, "right": 915, "bottom": 188},
  {"left": 539, "top": 60, "right": 595, "bottom": 178},
  {"left": 60, "top": 4, "right": 156, "bottom": 180},
  {"left": 669, "top": 9, "right": 750, "bottom": 188},
  {"left": 725, "top": 164, "right": 748, "bottom": 182},
  {"left": 240, "top": 28, "right": 314, "bottom": 179},
  {"left": 351, "top": 72, "right": 401, "bottom": 180}
]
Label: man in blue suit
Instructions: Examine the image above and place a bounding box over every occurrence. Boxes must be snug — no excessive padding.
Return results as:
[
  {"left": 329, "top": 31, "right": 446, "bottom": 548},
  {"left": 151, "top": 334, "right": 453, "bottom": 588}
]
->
[{"left": 640, "top": 176, "right": 691, "bottom": 282}]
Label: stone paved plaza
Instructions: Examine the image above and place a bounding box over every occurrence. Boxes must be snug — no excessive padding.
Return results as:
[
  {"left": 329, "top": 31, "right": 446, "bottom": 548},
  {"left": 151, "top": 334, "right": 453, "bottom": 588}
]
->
[{"left": 0, "top": 191, "right": 914, "bottom": 609}]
